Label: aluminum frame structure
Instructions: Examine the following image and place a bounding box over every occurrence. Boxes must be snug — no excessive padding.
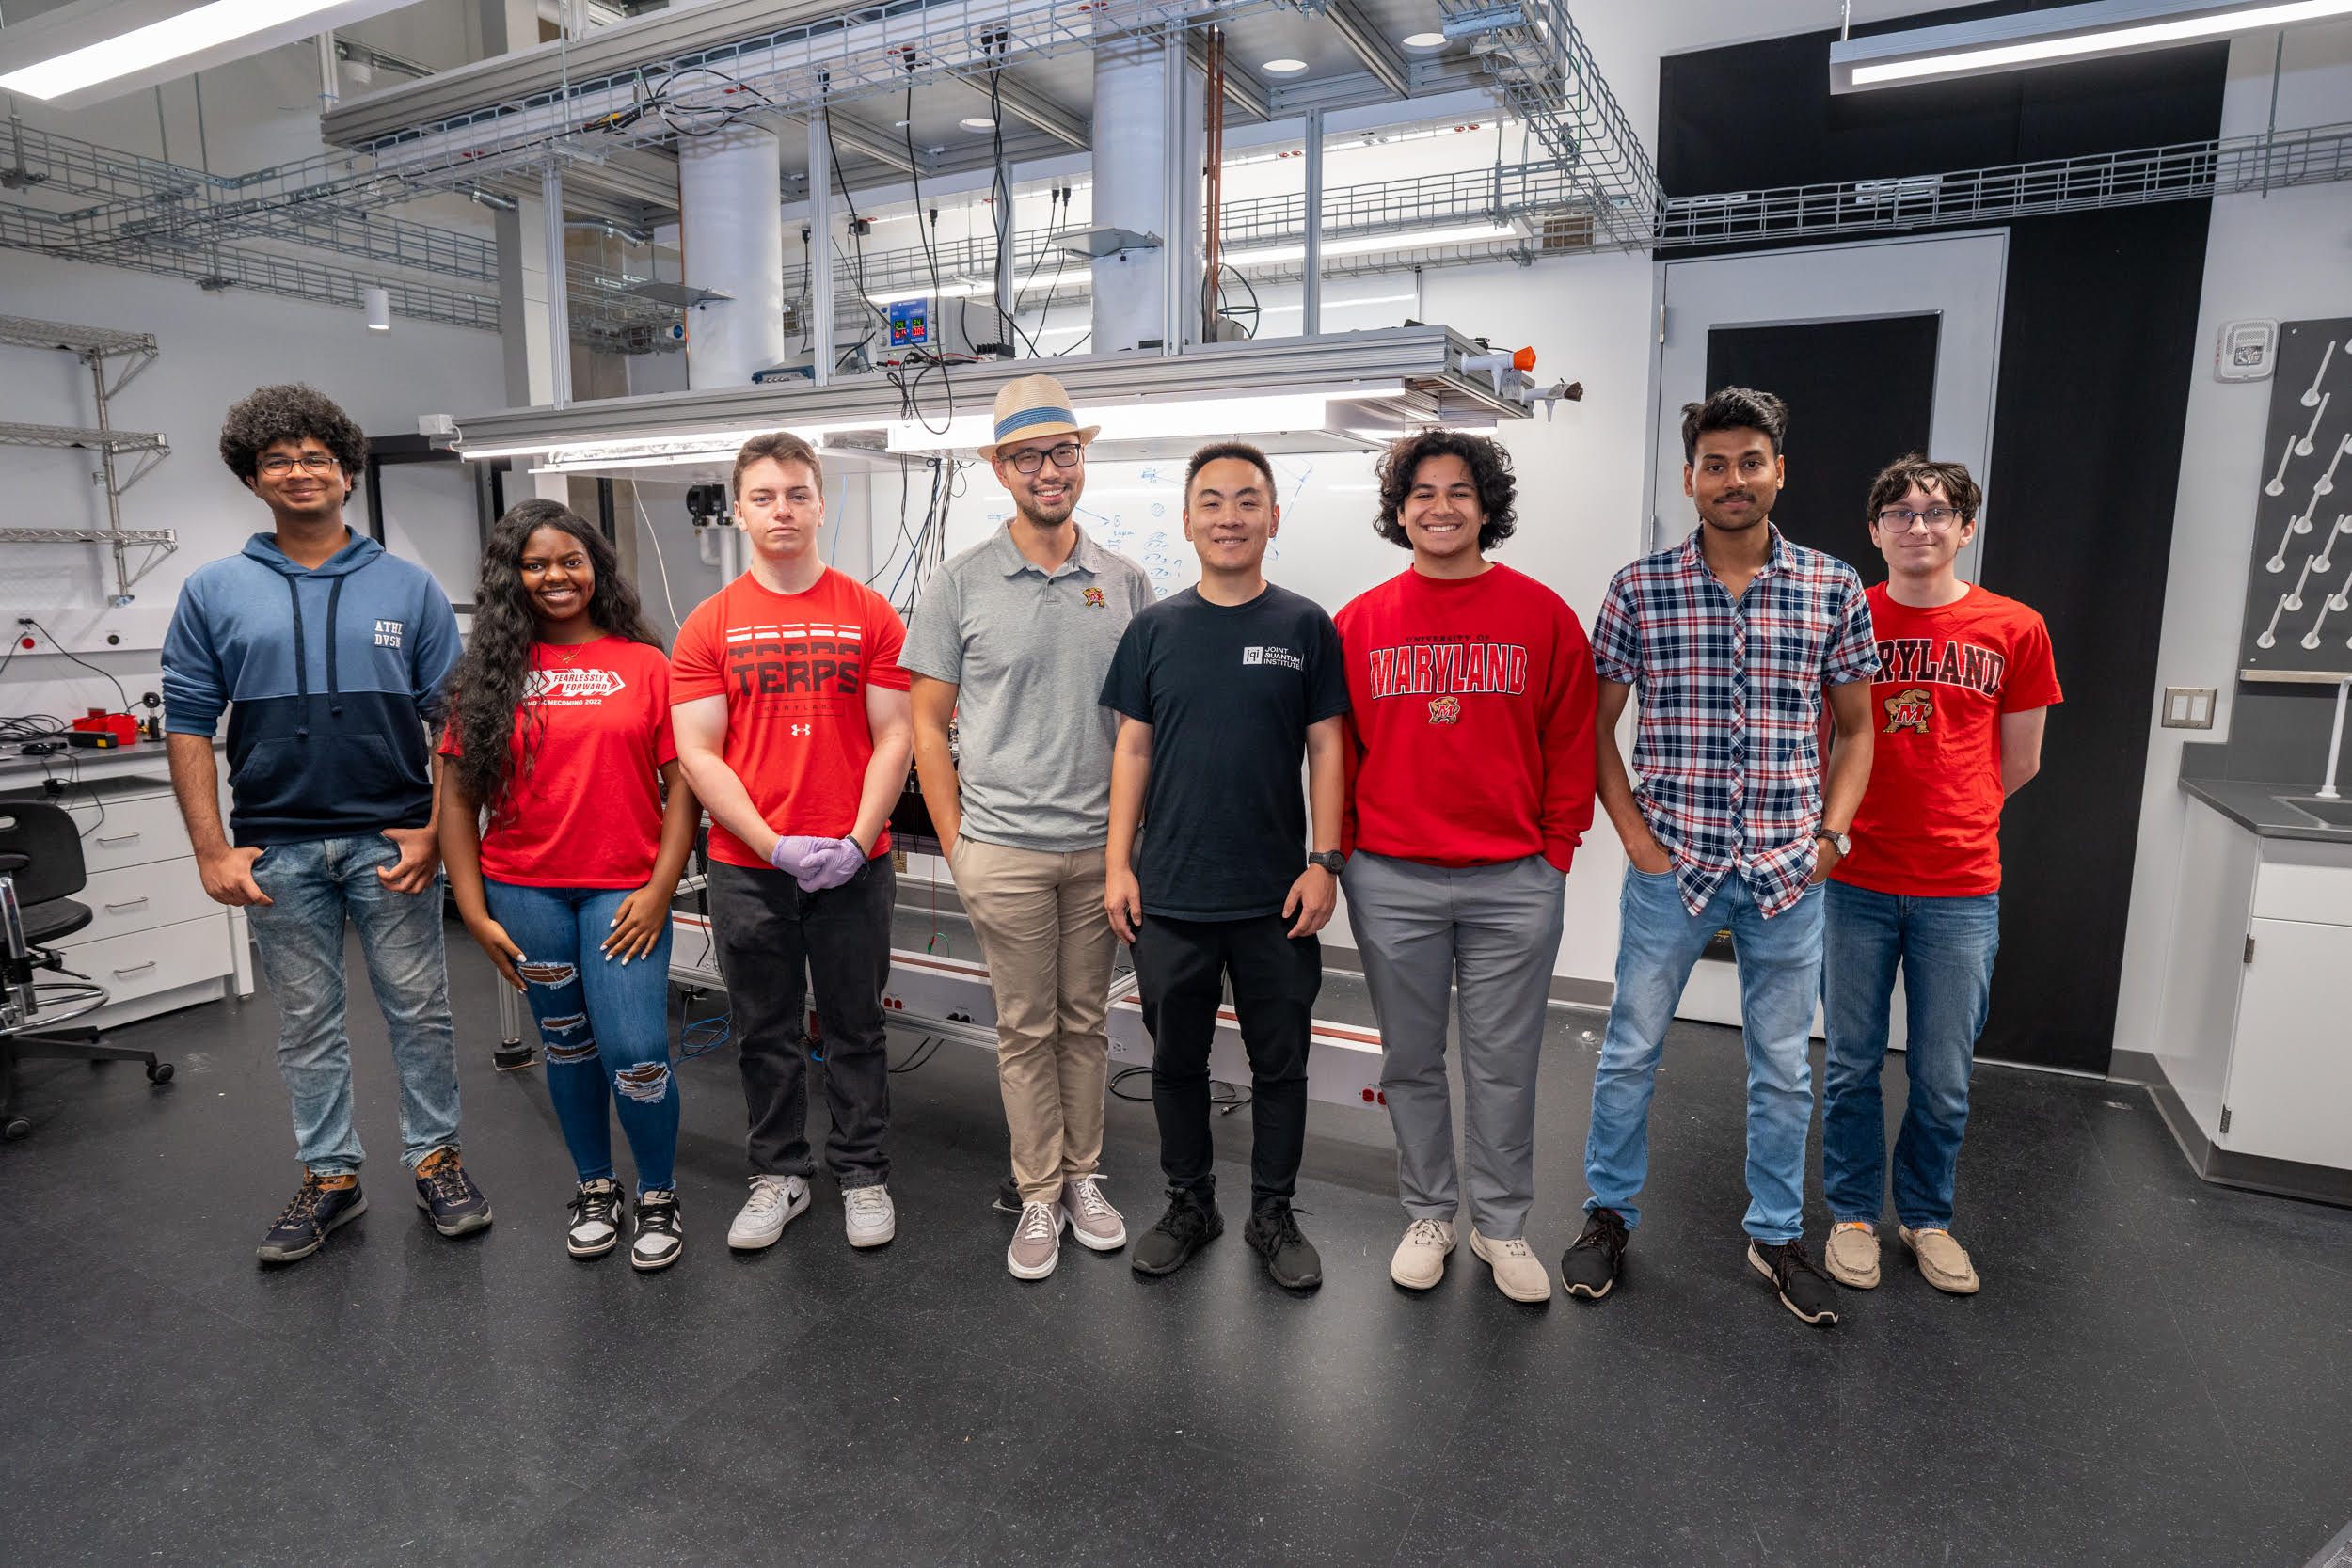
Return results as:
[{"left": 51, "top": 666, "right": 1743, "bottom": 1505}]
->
[{"left": 0, "top": 314, "right": 176, "bottom": 604}]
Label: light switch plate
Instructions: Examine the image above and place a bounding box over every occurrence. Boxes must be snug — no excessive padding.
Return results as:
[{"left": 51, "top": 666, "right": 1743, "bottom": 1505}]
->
[{"left": 2162, "top": 686, "right": 2217, "bottom": 729}]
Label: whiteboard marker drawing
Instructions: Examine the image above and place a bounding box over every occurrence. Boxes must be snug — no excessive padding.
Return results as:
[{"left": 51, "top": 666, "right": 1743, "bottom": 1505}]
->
[{"left": 2302, "top": 339, "right": 2340, "bottom": 408}]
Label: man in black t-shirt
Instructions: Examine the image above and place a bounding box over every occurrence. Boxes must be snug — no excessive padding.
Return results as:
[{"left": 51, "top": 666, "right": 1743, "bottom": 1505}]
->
[{"left": 1100, "top": 441, "right": 1350, "bottom": 1291}]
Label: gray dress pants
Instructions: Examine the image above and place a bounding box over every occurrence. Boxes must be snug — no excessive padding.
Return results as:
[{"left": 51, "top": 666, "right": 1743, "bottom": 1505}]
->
[{"left": 1342, "top": 850, "right": 1565, "bottom": 1239}]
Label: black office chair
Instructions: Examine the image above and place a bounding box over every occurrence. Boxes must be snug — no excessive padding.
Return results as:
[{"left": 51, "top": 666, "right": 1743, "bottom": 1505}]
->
[{"left": 0, "top": 800, "right": 172, "bottom": 1142}]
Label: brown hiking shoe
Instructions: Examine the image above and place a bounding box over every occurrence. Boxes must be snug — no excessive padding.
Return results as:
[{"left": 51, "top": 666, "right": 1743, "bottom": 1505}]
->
[
  {"left": 1824, "top": 1221, "right": 1881, "bottom": 1289},
  {"left": 1899, "top": 1227, "right": 1980, "bottom": 1293}
]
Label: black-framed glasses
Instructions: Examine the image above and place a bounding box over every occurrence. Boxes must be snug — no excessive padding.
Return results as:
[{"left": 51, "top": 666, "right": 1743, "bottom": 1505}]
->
[
  {"left": 1876, "top": 504, "right": 1961, "bottom": 531},
  {"left": 1007, "top": 441, "right": 1083, "bottom": 476},
  {"left": 258, "top": 453, "right": 342, "bottom": 478}
]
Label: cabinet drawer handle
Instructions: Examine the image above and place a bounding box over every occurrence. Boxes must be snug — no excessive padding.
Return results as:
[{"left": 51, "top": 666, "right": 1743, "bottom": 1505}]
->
[
  {"left": 112, "top": 960, "right": 157, "bottom": 977},
  {"left": 104, "top": 897, "right": 151, "bottom": 913},
  {"left": 96, "top": 832, "right": 142, "bottom": 847}
]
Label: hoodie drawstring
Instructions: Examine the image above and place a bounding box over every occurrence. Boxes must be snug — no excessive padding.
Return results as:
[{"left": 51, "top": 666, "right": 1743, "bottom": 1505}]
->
[
  {"left": 284, "top": 578, "right": 310, "bottom": 741},
  {"left": 324, "top": 575, "right": 344, "bottom": 719}
]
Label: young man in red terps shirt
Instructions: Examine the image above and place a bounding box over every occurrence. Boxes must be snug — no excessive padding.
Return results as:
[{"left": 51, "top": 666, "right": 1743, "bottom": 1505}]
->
[
  {"left": 671, "top": 432, "right": 915, "bottom": 1256},
  {"left": 1334, "top": 431, "right": 1597, "bottom": 1305},
  {"left": 1820, "top": 455, "right": 2059, "bottom": 1299}
]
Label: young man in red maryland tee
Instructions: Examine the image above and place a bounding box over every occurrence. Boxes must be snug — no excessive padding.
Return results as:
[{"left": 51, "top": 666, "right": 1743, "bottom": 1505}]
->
[
  {"left": 1821, "top": 455, "right": 2059, "bottom": 1297},
  {"left": 671, "top": 432, "right": 915, "bottom": 1255},
  {"left": 1334, "top": 430, "right": 1597, "bottom": 1304}
]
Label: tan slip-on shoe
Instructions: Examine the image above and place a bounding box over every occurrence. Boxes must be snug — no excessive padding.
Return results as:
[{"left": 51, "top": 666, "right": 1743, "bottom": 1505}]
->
[
  {"left": 1470, "top": 1229, "right": 1553, "bottom": 1303},
  {"left": 1390, "top": 1216, "right": 1456, "bottom": 1290},
  {"left": 1824, "top": 1221, "right": 1881, "bottom": 1289},
  {"left": 1899, "top": 1227, "right": 1980, "bottom": 1294}
]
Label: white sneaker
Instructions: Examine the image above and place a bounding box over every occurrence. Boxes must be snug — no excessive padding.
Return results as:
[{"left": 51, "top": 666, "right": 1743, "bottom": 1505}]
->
[
  {"left": 843, "top": 1182, "right": 897, "bottom": 1248},
  {"left": 1389, "top": 1215, "right": 1457, "bottom": 1290},
  {"left": 727, "top": 1173, "right": 809, "bottom": 1251},
  {"left": 1470, "top": 1229, "right": 1553, "bottom": 1303}
]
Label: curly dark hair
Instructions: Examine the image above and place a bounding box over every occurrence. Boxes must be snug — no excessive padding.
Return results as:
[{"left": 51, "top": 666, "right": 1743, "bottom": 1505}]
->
[
  {"left": 217, "top": 384, "right": 368, "bottom": 483},
  {"left": 1373, "top": 429, "right": 1517, "bottom": 553},
  {"left": 1680, "top": 386, "right": 1788, "bottom": 464},
  {"left": 444, "top": 499, "right": 665, "bottom": 826}
]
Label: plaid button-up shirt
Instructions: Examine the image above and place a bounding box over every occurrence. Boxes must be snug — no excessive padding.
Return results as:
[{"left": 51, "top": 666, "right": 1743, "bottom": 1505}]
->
[{"left": 1592, "top": 525, "right": 1878, "bottom": 917}]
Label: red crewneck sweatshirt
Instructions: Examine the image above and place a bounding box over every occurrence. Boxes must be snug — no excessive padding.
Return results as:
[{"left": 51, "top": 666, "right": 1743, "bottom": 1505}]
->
[{"left": 1334, "top": 562, "right": 1598, "bottom": 871}]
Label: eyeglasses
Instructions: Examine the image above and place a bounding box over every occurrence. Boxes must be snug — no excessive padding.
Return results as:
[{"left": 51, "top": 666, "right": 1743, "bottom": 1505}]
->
[
  {"left": 258, "top": 453, "right": 342, "bottom": 478},
  {"left": 1875, "top": 504, "right": 1962, "bottom": 531},
  {"left": 1007, "top": 441, "right": 1083, "bottom": 476}
]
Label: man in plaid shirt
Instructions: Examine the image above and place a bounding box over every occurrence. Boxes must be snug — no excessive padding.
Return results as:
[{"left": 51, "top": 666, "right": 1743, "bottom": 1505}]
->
[{"left": 1560, "top": 388, "right": 1878, "bottom": 1327}]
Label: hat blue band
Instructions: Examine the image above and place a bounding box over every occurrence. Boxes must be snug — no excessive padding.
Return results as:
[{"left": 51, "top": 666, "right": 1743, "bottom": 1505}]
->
[{"left": 994, "top": 404, "right": 1078, "bottom": 441}]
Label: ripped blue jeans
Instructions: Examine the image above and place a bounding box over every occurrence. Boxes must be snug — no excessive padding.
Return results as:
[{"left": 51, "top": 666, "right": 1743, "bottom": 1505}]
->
[{"left": 483, "top": 879, "right": 677, "bottom": 1195}]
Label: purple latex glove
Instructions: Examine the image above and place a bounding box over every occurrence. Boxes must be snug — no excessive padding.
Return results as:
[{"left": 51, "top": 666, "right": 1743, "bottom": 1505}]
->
[
  {"left": 769, "top": 834, "right": 830, "bottom": 877},
  {"left": 795, "top": 835, "right": 867, "bottom": 892}
]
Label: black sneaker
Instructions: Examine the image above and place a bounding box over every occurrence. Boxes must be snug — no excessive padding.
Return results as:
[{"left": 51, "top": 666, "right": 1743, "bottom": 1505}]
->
[
  {"left": 1749, "top": 1238, "right": 1840, "bottom": 1326},
  {"left": 631, "top": 1189, "right": 684, "bottom": 1273},
  {"left": 1243, "top": 1196, "right": 1323, "bottom": 1291},
  {"left": 257, "top": 1171, "right": 367, "bottom": 1264},
  {"left": 413, "top": 1148, "right": 494, "bottom": 1237},
  {"left": 565, "top": 1178, "right": 624, "bottom": 1259},
  {"left": 1560, "top": 1206, "right": 1629, "bottom": 1299},
  {"left": 1130, "top": 1184, "right": 1223, "bottom": 1276}
]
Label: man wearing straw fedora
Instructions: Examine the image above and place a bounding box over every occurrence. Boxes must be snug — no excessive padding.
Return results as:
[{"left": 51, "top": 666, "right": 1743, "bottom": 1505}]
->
[{"left": 906, "top": 375, "right": 1154, "bottom": 1281}]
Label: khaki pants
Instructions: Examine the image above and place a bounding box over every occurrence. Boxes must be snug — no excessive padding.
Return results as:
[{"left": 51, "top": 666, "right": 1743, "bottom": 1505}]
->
[{"left": 949, "top": 837, "right": 1120, "bottom": 1204}]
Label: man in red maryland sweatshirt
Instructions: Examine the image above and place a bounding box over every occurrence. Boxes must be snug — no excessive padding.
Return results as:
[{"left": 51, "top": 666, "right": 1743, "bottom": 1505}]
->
[{"left": 1334, "top": 430, "right": 1598, "bottom": 1305}]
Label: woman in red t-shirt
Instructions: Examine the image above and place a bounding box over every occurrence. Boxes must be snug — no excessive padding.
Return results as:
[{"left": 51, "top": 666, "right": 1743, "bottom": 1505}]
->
[{"left": 439, "top": 500, "right": 699, "bottom": 1271}]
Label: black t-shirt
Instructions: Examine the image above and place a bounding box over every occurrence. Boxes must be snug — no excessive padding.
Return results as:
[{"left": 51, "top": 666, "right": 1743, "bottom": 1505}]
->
[{"left": 1100, "top": 583, "right": 1351, "bottom": 920}]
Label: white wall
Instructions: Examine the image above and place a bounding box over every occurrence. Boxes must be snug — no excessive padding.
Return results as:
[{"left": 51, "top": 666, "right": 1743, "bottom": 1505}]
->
[
  {"left": 2113, "top": 22, "right": 2352, "bottom": 1055},
  {"left": 0, "top": 245, "right": 506, "bottom": 719}
]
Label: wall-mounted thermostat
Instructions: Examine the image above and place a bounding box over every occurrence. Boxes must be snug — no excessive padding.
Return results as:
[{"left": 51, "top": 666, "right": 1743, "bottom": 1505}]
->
[{"left": 2215, "top": 318, "right": 2279, "bottom": 381}]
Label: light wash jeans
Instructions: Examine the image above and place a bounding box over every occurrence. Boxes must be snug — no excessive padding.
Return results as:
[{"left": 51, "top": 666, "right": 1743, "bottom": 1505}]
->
[
  {"left": 1820, "top": 882, "right": 2000, "bottom": 1231},
  {"left": 1584, "top": 864, "right": 1825, "bottom": 1243},
  {"left": 245, "top": 834, "right": 458, "bottom": 1175}
]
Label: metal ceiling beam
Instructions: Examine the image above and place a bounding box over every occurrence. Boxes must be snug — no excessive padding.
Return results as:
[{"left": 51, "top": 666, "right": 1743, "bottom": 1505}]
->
[
  {"left": 792, "top": 110, "right": 922, "bottom": 175},
  {"left": 957, "top": 70, "right": 1090, "bottom": 150},
  {"left": 1188, "top": 40, "right": 1270, "bottom": 121},
  {"left": 1319, "top": 0, "right": 1411, "bottom": 101}
]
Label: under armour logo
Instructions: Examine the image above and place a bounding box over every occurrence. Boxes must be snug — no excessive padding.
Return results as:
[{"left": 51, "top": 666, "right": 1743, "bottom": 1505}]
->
[{"left": 790, "top": 723, "right": 814, "bottom": 736}]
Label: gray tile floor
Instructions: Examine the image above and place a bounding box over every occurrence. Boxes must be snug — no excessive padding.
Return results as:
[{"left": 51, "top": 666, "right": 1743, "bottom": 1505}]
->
[{"left": 5, "top": 913, "right": 2349, "bottom": 1566}]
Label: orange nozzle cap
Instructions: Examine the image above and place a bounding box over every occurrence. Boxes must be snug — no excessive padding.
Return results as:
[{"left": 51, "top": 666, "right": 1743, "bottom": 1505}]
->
[{"left": 1512, "top": 346, "right": 1536, "bottom": 372}]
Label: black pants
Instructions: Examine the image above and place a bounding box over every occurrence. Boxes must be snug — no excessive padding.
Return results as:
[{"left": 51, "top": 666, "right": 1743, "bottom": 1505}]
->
[
  {"left": 704, "top": 856, "right": 895, "bottom": 1188},
  {"left": 1131, "top": 912, "right": 1320, "bottom": 1203}
]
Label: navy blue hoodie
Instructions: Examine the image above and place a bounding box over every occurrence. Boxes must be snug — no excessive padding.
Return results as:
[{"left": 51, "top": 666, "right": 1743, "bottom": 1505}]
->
[{"left": 163, "top": 531, "right": 461, "bottom": 846}]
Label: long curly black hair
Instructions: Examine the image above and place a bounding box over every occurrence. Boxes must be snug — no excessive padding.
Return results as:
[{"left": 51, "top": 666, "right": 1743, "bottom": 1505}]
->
[
  {"left": 217, "top": 384, "right": 368, "bottom": 483},
  {"left": 1373, "top": 429, "right": 1518, "bottom": 553},
  {"left": 445, "top": 499, "right": 665, "bottom": 825}
]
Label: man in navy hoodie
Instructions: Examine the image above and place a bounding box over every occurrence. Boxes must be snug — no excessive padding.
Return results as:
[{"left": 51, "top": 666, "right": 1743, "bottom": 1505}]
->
[{"left": 165, "top": 385, "right": 490, "bottom": 1263}]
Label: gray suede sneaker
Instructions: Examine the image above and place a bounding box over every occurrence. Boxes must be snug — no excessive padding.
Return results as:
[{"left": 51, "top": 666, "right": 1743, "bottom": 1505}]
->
[
  {"left": 1059, "top": 1176, "right": 1126, "bottom": 1251},
  {"left": 1008, "top": 1200, "right": 1063, "bottom": 1280}
]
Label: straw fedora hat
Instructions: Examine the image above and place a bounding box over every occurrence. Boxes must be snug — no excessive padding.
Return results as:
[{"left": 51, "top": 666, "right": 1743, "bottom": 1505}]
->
[{"left": 977, "top": 372, "right": 1102, "bottom": 461}]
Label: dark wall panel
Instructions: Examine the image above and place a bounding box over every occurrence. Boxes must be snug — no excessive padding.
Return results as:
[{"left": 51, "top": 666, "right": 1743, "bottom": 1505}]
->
[{"left": 1657, "top": 10, "right": 2225, "bottom": 1072}]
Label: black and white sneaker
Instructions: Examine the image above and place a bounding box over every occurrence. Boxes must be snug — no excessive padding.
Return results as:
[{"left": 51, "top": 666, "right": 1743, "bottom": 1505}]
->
[
  {"left": 632, "top": 1190, "right": 683, "bottom": 1273},
  {"left": 256, "top": 1171, "right": 367, "bottom": 1264},
  {"left": 1560, "top": 1206, "right": 1629, "bottom": 1299},
  {"left": 565, "top": 1179, "right": 624, "bottom": 1259},
  {"left": 1749, "top": 1238, "right": 1840, "bottom": 1326}
]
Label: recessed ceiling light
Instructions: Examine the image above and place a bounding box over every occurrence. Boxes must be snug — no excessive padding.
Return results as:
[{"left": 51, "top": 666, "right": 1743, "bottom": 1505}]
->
[
  {"left": 1262, "top": 58, "right": 1309, "bottom": 73},
  {"left": 959, "top": 116, "right": 995, "bottom": 132},
  {"left": 1402, "top": 32, "right": 1447, "bottom": 48}
]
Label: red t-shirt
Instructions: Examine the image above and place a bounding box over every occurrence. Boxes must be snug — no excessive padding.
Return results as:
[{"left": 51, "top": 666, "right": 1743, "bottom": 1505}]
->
[
  {"left": 1833, "top": 583, "right": 2061, "bottom": 897},
  {"left": 438, "top": 637, "right": 678, "bottom": 888},
  {"left": 669, "top": 567, "right": 909, "bottom": 870},
  {"left": 1334, "top": 562, "right": 1598, "bottom": 871}
]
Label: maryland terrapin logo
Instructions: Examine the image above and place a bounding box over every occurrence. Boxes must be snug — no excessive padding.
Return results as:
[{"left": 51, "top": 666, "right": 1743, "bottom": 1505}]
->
[
  {"left": 1883, "top": 688, "right": 1934, "bottom": 734},
  {"left": 1427, "top": 695, "right": 1461, "bottom": 725},
  {"left": 1082, "top": 586, "right": 1106, "bottom": 609}
]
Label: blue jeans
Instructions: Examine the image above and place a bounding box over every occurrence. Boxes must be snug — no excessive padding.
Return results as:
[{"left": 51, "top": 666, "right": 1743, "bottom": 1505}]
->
[
  {"left": 483, "top": 879, "right": 678, "bottom": 1195},
  {"left": 1820, "top": 882, "right": 1999, "bottom": 1231},
  {"left": 1585, "top": 865, "right": 1824, "bottom": 1243},
  {"left": 245, "top": 834, "right": 458, "bottom": 1175}
]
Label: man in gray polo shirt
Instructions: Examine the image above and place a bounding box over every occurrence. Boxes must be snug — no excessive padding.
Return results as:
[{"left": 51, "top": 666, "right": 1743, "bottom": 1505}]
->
[{"left": 906, "top": 374, "right": 1154, "bottom": 1281}]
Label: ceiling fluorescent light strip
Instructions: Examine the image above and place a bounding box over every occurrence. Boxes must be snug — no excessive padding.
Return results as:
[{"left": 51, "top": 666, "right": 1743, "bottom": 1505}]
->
[
  {"left": 885, "top": 388, "right": 1399, "bottom": 452},
  {"left": 1844, "top": 0, "right": 2352, "bottom": 87},
  {"left": 1222, "top": 223, "right": 1518, "bottom": 270},
  {"left": 461, "top": 423, "right": 872, "bottom": 463},
  {"left": 1, "top": 1, "right": 361, "bottom": 101}
]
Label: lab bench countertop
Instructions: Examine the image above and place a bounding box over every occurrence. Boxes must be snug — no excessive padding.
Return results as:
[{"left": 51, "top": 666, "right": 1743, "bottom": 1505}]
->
[{"left": 2181, "top": 774, "right": 2352, "bottom": 843}]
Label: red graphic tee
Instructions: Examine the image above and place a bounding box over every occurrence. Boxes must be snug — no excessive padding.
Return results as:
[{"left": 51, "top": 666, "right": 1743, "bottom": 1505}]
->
[
  {"left": 669, "top": 567, "right": 909, "bottom": 869},
  {"left": 1833, "top": 583, "right": 2061, "bottom": 897},
  {"left": 438, "top": 636, "right": 678, "bottom": 888},
  {"left": 1334, "top": 562, "right": 1598, "bottom": 871}
]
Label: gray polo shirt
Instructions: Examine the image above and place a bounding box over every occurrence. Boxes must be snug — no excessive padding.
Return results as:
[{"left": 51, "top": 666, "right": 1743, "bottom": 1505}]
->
[{"left": 902, "top": 523, "right": 1155, "bottom": 852}]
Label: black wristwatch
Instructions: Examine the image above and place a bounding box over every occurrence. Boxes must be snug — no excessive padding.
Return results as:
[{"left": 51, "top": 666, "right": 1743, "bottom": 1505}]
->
[{"left": 1307, "top": 850, "right": 1345, "bottom": 875}]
